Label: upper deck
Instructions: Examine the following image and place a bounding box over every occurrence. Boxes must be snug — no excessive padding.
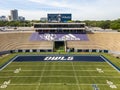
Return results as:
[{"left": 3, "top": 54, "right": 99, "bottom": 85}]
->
[{"left": 34, "top": 23, "right": 86, "bottom": 30}]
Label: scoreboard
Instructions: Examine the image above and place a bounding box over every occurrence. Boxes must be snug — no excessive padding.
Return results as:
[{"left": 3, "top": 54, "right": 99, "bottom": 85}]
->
[{"left": 48, "top": 14, "right": 72, "bottom": 23}]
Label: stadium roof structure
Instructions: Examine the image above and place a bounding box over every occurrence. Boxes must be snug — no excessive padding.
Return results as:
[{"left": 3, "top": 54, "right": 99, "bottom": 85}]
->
[
  {"left": 34, "top": 23, "right": 86, "bottom": 31},
  {"left": 34, "top": 23, "right": 86, "bottom": 24}
]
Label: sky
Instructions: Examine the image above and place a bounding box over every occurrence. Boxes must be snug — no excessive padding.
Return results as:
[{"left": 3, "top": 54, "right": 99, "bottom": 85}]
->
[{"left": 0, "top": 0, "right": 120, "bottom": 20}]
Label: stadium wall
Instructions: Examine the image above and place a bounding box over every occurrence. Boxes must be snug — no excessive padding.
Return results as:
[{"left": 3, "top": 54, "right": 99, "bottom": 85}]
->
[
  {"left": 0, "top": 50, "right": 12, "bottom": 56},
  {"left": 0, "top": 49, "right": 109, "bottom": 56}
]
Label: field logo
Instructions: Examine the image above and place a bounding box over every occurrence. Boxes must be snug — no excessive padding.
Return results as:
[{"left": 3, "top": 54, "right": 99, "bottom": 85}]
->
[
  {"left": 44, "top": 56, "right": 73, "bottom": 61},
  {"left": 60, "top": 34, "right": 80, "bottom": 40},
  {"left": 39, "top": 34, "right": 56, "bottom": 40}
]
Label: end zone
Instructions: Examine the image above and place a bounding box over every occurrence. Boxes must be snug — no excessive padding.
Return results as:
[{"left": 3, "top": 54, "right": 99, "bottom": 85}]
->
[{"left": 0, "top": 55, "right": 120, "bottom": 73}]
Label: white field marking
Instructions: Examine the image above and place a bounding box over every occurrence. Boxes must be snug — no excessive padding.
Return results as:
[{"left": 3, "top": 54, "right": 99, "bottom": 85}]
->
[
  {"left": 1, "top": 83, "right": 120, "bottom": 86},
  {"left": 0, "top": 80, "right": 11, "bottom": 89},
  {"left": 0, "top": 84, "right": 7, "bottom": 88},
  {"left": 100, "top": 56, "right": 120, "bottom": 73},
  {"left": 2, "top": 69, "right": 116, "bottom": 72},
  {"left": 8, "top": 64, "right": 108, "bottom": 67},
  {"left": 2, "top": 70, "right": 116, "bottom": 72},
  {"left": 96, "top": 68, "right": 104, "bottom": 73},
  {"left": 0, "top": 56, "right": 18, "bottom": 71},
  {"left": 14, "top": 68, "right": 21, "bottom": 74},
  {"left": 35, "top": 62, "right": 46, "bottom": 90},
  {"left": 71, "top": 62, "right": 81, "bottom": 90},
  {"left": 106, "top": 80, "right": 117, "bottom": 89},
  {"left": 3, "top": 80, "right": 11, "bottom": 85},
  {"left": 0, "top": 76, "right": 120, "bottom": 78}
]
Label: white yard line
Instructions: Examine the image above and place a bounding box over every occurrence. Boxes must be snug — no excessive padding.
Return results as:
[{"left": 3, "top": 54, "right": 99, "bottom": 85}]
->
[
  {"left": 35, "top": 62, "right": 46, "bottom": 90},
  {"left": 0, "top": 76, "right": 120, "bottom": 78},
  {"left": 71, "top": 62, "right": 81, "bottom": 90},
  {"left": 1, "top": 83, "right": 120, "bottom": 86},
  {"left": 8, "top": 65, "right": 108, "bottom": 67},
  {"left": 1, "top": 70, "right": 97, "bottom": 72},
  {"left": 2, "top": 70, "right": 116, "bottom": 72}
]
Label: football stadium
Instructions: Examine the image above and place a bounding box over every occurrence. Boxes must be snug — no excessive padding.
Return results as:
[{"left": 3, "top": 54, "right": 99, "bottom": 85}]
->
[{"left": 0, "top": 14, "right": 120, "bottom": 90}]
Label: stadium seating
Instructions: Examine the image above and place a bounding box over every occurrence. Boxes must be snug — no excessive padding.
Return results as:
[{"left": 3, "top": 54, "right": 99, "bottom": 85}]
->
[
  {"left": 0, "top": 32, "right": 120, "bottom": 53},
  {"left": 0, "top": 32, "right": 53, "bottom": 52},
  {"left": 67, "top": 32, "right": 120, "bottom": 52},
  {"left": 30, "top": 33, "right": 89, "bottom": 41}
]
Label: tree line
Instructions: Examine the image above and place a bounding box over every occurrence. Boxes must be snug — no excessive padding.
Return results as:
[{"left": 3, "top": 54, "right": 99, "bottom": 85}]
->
[
  {"left": 0, "top": 21, "right": 32, "bottom": 27},
  {"left": 0, "top": 19, "right": 120, "bottom": 32},
  {"left": 82, "top": 19, "right": 120, "bottom": 32}
]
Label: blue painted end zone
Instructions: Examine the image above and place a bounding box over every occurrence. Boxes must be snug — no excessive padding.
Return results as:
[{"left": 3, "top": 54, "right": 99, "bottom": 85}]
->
[
  {"left": 13, "top": 55, "right": 105, "bottom": 62},
  {"left": 0, "top": 55, "right": 120, "bottom": 72}
]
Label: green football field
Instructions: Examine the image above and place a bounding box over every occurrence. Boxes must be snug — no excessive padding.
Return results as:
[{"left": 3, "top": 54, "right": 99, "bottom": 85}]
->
[{"left": 0, "top": 61, "right": 120, "bottom": 90}]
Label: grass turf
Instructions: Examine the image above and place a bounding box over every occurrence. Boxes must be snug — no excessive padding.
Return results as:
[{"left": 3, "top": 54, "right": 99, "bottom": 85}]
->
[
  {"left": 0, "top": 61, "right": 120, "bottom": 90},
  {"left": 0, "top": 52, "right": 120, "bottom": 67}
]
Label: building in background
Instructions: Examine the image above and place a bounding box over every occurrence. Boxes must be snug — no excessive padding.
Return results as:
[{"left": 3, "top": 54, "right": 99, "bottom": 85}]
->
[
  {"left": 18, "top": 16, "right": 25, "bottom": 21},
  {"left": 8, "top": 15, "right": 12, "bottom": 21},
  {"left": 11, "top": 9, "right": 18, "bottom": 21},
  {"left": 0, "top": 16, "right": 7, "bottom": 21},
  {"left": 48, "top": 14, "right": 72, "bottom": 23},
  {"left": 40, "top": 17, "right": 47, "bottom": 22}
]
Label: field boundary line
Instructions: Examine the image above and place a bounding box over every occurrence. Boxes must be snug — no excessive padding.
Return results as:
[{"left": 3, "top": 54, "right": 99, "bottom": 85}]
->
[
  {"left": 100, "top": 56, "right": 120, "bottom": 72},
  {"left": 1, "top": 83, "right": 120, "bottom": 86},
  {"left": 0, "top": 56, "right": 18, "bottom": 71},
  {"left": 1, "top": 76, "right": 120, "bottom": 78},
  {"left": 2, "top": 70, "right": 116, "bottom": 72}
]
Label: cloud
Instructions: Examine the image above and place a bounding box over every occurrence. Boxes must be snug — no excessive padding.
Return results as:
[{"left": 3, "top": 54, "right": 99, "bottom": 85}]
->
[
  {"left": 0, "top": 0, "right": 120, "bottom": 20},
  {"left": 29, "top": 0, "right": 70, "bottom": 7},
  {"left": 0, "top": 9, "right": 10, "bottom": 16}
]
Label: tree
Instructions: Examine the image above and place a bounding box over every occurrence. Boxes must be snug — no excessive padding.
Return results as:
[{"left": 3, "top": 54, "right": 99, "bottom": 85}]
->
[{"left": 99, "top": 20, "right": 111, "bottom": 29}]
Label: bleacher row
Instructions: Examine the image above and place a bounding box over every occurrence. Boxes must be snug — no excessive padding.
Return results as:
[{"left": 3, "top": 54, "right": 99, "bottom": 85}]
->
[
  {"left": 67, "top": 32, "right": 120, "bottom": 52},
  {"left": 0, "top": 32, "right": 120, "bottom": 54},
  {"left": 0, "top": 32, "right": 53, "bottom": 54}
]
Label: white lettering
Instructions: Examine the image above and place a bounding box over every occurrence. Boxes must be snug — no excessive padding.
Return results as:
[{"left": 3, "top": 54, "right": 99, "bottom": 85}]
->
[
  {"left": 44, "top": 57, "right": 49, "bottom": 60},
  {"left": 62, "top": 16, "right": 71, "bottom": 19},
  {"left": 44, "top": 56, "right": 73, "bottom": 61},
  {"left": 61, "top": 57, "right": 66, "bottom": 60},
  {"left": 67, "top": 57, "right": 74, "bottom": 60}
]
